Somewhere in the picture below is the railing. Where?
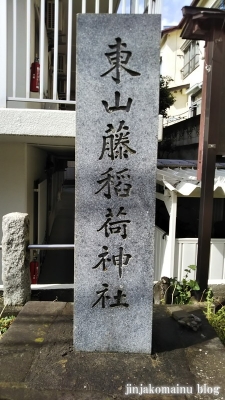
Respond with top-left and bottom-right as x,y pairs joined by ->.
28,244 -> 74,250
189,98 -> 202,118
1,230 -> 225,290
0,0 -> 161,109
0,243 -> 74,291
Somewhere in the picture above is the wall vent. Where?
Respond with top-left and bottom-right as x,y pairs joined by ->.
47,1 -> 63,31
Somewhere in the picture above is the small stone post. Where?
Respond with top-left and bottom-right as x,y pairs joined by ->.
2,213 -> 30,305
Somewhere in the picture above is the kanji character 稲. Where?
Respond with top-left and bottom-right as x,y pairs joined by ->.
95,168 -> 132,199
115,169 -> 132,198
95,167 -> 114,199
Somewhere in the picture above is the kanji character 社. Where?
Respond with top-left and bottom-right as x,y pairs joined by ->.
92,283 -> 111,308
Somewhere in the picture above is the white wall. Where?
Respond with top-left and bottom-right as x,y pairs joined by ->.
0,143 -> 48,284
26,145 -> 47,245
0,143 -> 27,284
0,109 -> 76,138
160,29 -> 184,86
155,226 -> 225,283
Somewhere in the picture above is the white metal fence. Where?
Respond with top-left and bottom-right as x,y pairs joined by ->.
155,226 -> 225,283
0,0 -> 162,109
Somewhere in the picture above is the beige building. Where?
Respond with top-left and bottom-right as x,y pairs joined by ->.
160,0 -> 224,127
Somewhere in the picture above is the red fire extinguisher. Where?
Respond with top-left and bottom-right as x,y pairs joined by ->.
30,251 -> 39,284
30,55 -> 40,92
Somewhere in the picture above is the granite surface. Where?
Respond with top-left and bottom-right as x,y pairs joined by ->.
2,213 -> 30,305
75,14 -> 161,353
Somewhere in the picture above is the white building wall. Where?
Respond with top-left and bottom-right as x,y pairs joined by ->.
0,109 -> 75,138
26,145 -> 47,245
160,30 -> 184,85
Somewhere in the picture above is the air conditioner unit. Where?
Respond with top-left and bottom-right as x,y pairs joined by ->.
47,0 -> 63,31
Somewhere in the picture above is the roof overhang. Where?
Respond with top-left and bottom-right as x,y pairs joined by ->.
181,6 -> 225,40
169,84 -> 190,92
186,82 -> 202,95
157,166 -> 225,198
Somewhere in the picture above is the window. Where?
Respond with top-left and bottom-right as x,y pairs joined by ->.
190,91 -> 202,117
182,41 -> 199,79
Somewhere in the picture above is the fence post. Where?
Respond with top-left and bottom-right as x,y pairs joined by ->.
2,213 -> 30,305
0,0 -> 7,107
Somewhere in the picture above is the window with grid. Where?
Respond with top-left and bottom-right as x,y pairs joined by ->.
182,41 -> 199,79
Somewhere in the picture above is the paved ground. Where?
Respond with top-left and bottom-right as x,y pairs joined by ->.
0,301 -> 224,400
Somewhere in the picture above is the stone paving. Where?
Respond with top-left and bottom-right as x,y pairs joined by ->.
0,301 -> 224,400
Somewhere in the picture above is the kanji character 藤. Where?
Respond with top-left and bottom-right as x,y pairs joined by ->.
99,121 -> 136,161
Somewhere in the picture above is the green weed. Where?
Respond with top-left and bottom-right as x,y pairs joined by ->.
168,265 -> 200,305
0,315 -> 15,337
205,289 -> 225,346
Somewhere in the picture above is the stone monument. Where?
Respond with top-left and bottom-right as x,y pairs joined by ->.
74,14 -> 160,353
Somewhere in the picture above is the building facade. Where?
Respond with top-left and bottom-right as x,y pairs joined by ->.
0,0 -> 161,286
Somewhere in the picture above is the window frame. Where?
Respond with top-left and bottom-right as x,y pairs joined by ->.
181,41 -> 200,79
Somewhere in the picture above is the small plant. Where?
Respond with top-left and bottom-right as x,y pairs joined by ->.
0,315 -> 15,337
205,288 -> 215,319
205,289 -> 225,346
167,265 -> 200,305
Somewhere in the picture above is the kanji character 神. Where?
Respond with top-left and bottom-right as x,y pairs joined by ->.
93,246 -> 132,278
92,246 -> 111,271
112,246 -> 132,278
